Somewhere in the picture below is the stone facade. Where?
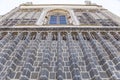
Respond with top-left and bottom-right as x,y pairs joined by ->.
0,1 -> 120,80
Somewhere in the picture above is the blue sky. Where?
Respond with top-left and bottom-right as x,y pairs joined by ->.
0,0 -> 120,17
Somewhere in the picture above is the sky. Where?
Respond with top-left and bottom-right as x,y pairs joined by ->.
0,0 -> 120,17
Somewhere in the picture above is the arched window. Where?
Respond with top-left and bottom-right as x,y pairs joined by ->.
45,9 -> 70,25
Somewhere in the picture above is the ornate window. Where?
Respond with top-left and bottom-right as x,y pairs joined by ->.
45,9 -> 71,25
49,14 -> 67,25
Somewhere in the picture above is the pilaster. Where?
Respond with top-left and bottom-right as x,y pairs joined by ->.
36,9 -> 48,25
69,9 -> 80,25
